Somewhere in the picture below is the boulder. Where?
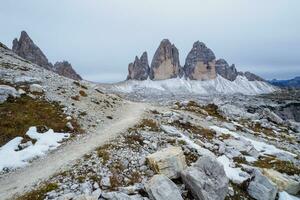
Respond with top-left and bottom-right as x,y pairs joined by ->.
247,170 -> 278,200
150,39 -> 182,80
184,41 -> 216,80
145,175 -> 183,200
181,155 -> 229,200
29,84 -> 44,93
127,52 -> 150,80
215,59 -> 238,81
262,108 -> 284,124
101,192 -> 143,200
0,85 -> 19,103
53,61 -> 82,80
146,146 -> 187,179
262,169 -> 300,195
12,31 -> 53,70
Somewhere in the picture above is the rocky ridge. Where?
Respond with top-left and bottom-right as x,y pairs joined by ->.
127,39 -> 264,82
12,31 -> 82,80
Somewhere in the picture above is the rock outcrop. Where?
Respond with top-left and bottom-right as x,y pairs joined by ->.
145,175 -> 183,200
146,146 -> 187,179
53,61 -> 82,81
184,41 -> 216,80
215,59 -> 238,81
150,39 -> 182,80
127,52 -> 150,80
238,71 -> 265,81
181,155 -> 229,200
12,31 -> 52,70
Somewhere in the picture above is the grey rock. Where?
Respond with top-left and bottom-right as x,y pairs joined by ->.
184,41 -> 216,80
145,175 -> 183,200
0,42 -> 9,50
150,39 -> 182,80
29,84 -> 44,93
53,61 -> 82,80
13,76 -> 42,85
101,192 -> 143,200
181,155 -> 229,200
12,31 -> 52,70
215,59 -> 238,81
127,52 -> 150,80
0,85 -> 19,103
247,170 -> 278,200
238,71 -> 265,81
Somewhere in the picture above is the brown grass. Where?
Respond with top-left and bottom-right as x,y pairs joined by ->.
79,90 -> 87,97
16,182 -> 58,200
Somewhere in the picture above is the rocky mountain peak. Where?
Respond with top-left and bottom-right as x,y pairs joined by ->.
127,51 -> 150,80
184,41 -> 216,80
53,61 -> 82,81
12,31 -> 52,70
150,39 -> 182,80
215,58 -> 238,81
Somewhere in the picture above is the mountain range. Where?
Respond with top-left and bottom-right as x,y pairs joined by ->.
269,77 -> 300,88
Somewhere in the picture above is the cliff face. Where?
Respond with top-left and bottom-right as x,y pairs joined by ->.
215,59 -> 238,81
150,39 -> 182,80
127,52 -> 150,81
183,41 -> 216,81
12,31 -> 82,80
12,31 -> 52,70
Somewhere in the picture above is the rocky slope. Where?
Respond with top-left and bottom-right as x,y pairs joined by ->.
12,31 -> 82,80
215,59 -> 238,81
127,52 -> 150,80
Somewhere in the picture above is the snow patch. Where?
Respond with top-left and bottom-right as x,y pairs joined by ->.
0,127 -> 69,171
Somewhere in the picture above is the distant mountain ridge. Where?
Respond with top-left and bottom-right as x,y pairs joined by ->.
269,76 -> 300,88
12,31 -> 82,80
126,39 -> 265,83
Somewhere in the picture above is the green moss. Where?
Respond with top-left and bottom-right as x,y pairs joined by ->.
0,96 -> 82,146
16,182 -> 58,200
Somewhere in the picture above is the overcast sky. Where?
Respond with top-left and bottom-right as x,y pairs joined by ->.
1,0 -> 299,82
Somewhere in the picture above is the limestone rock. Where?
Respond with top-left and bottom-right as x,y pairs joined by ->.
101,192 -> 143,200
247,170 -> 278,200
0,85 -> 19,103
238,71 -> 265,81
127,52 -> 150,80
215,59 -> 238,81
29,84 -> 44,93
146,146 -> 187,179
262,169 -> 300,195
13,76 -> 42,85
150,39 -> 182,80
181,155 -> 229,200
0,42 -> 9,50
12,31 -> 52,70
184,41 -> 216,80
145,175 -> 183,200
53,61 -> 82,80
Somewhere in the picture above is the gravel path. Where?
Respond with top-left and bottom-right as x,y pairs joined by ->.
0,101 -> 148,200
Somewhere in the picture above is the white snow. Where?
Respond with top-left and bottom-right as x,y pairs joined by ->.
210,126 -> 296,157
279,191 -> 300,200
217,155 -> 250,184
109,75 -> 276,95
0,127 -> 69,171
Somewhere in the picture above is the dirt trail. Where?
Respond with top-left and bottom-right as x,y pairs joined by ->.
0,101 -> 148,200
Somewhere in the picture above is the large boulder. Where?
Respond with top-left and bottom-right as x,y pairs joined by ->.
12,31 -> 53,70
146,146 -> 187,179
127,52 -> 150,80
150,39 -> 182,80
53,61 -> 82,80
262,169 -> 300,195
215,59 -> 238,81
181,155 -> 229,200
184,41 -> 216,80
145,175 -> 183,200
247,170 -> 278,200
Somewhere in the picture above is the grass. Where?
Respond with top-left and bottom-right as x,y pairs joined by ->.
16,182 -> 58,200
96,144 -> 112,164
253,155 -> 300,175
0,96 -> 82,146
79,90 -> 87,97
133,119 -> 160,132
225,182 -> 255,200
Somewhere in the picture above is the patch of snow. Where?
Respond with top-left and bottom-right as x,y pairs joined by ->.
279,191 -> 300,200
108,75 -> 276,95
0,127 -> 69,171
210,126 -> 296,157
244,156 -> 257,163
217,155 -> 250,184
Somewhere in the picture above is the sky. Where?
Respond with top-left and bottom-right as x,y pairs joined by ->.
1,0 -> 299,82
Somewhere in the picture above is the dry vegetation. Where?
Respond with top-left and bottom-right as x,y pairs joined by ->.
16,182 -> 59,200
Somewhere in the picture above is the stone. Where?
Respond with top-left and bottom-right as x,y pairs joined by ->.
29,84 -> 44,93
184,41 -> 216,80
53,61 -> 82,80
262,169 -> 300,195
12,31 -> 53,70
145,175 -> 183,200
13,76 -> 42,85
262,108 -> 284,124
127,52 -> 150,80
146,146 -> 187,179
0,85 -> 19,103
73,194 -> 99,200
101,192 -> 143,200
215,59 -> 238,81
181,155 -> 229,200
150,39 -> 182,80
247,170 -> 278,200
